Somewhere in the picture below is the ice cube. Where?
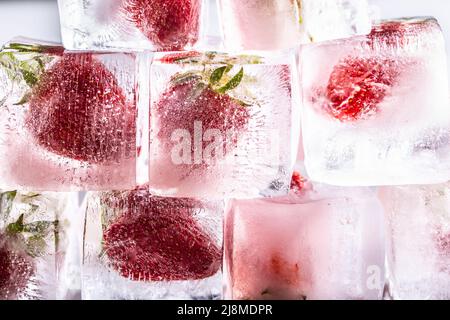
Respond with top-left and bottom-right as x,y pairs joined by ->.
0,190 -> 77,300
149,51 -> 297,199
299,0 -> 372,44
0,38 -> 147,191
82,187 -> 223,300
379,184 -> 450,300
224,177 -> 385,300
58,0 -> 203,51
218,0 -> 371,51
301,17 -> 450,186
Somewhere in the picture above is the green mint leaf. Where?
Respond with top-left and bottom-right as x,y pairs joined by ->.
23,193 -> 41,199
236,99 -> 252,107
217,67 -> 244,94
23,221 -> 54,236
20,69 -> 38,87
209,66 -> 227,85
4,190 -> 17,202
26,235 -> 47,258
171,71 -> 203,86
0,191 -> 17,217
0,95 -> 7,107
7,43 -> 43,53
6,213 -> 25,234
0,52 -> 20,80
294,0 -> 303,24
34,56 -> 46,71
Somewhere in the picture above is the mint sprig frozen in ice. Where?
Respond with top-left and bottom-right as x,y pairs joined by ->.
171,64 -> 244,93
216,67 -> 244,94
0,42 -> 58,105
1,191 -> 57,258
160,51 -> 263,66
5,214 -> 57,258
170,63 -> 254,110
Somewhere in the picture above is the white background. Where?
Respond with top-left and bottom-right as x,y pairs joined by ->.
0,0 -> 450,81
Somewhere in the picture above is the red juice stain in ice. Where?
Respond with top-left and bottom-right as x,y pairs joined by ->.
270,253 -> 300,286
290,171 -> 306,193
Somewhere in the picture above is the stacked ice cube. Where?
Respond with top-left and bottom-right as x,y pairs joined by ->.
0,39 -> 147,191
218,0 -> 372,51
149,51 -> 296,198
1,0 -> 450,300
379,184 -> 450,300
0,190 -> 79,300
224,181 -> 385,300
83,188 -> 223,299
301,18 -> 450,186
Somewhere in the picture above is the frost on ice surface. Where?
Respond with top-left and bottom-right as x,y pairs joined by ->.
301,17 -> 450,186
0,39 -> 141,191
82,187 -> 223,300
0,190 -> 76,300
299,0 -> 372,44
58,0 -> 202,51
149,52 -> 295,199
379,184 -> 450,300
218,0 -> 371,51
224,176 -> 385,300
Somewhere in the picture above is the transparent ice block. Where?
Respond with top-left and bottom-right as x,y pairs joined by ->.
224,177 -> 385,300
58,0 -> 203,51
0,38 -> 147,191
218,0 -> 372,51
82,187 -> 223,300
379,184 -> 450,300
301,18 -> 450,186
0,190 -> 77,300
149,51 -> 296,199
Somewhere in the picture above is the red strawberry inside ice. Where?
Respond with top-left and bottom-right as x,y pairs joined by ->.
102,190 -> 221,281
324,57 -> 400,121
0,234 -> 34,300
26,53 -> 136,164
124,0 -> 201,51
155,64 -> 250,164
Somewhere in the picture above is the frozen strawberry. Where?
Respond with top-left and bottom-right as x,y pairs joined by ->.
103,190 -> 221,281
26,53 -> 136,164
325,57 -> 400,121
0,234 -> 34,300
154,64 -> 250,163
124,0 -> 201,51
